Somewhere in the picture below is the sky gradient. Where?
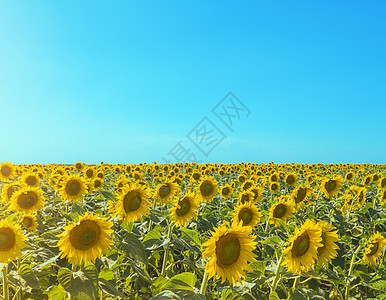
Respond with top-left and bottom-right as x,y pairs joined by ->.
1,1 -> 385,165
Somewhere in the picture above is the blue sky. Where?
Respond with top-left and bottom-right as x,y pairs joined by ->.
0,1 -> 385,165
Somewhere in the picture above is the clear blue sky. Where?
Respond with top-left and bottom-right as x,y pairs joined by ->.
1,1 -> 385,165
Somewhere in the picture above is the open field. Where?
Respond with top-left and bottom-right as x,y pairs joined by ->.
1,162 -> 386,300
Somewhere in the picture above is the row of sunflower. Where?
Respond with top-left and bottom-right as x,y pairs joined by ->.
0,161 -> 386,299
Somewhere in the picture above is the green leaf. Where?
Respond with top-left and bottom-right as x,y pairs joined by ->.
163,272 -> 197,291
98,278 -> 121,296
16,263 -> 41,290
151,276 -> 169,295
222,288 -> 243,300
47,285 -> 67,300
260,236 -> 281,245
150,289 -> 205,300
122,233 -> 148,264
180,227 -> 202,250
100,190 -> 116,201
99,266 -> 115,281
58,267 -> 97,300
269,291 -> 280,300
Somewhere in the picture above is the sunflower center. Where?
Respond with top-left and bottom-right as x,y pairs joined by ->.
241,194 -> 250,204
26,176 -> 37,186
243,182 -> 252,190
368,242 -> 379,256
216,234 -> 241,267
69,220 -> 101,250
1,166 -> 11,177
123,192 -> 142,212
286,176 -> 295,185
66,180 -> 82,195
200,181 -> 214,196
193,173 -> 200,180
273,203 -> 287,218
222,187 -> 230,196
95,180 -> 102,188
86,169 -> 94,178
347,173 -> 353,180
295,188 -> 307,203
159,185 -> 171,198
22,217 -> 33,228
358,191 -> 365,203
271,183 -> 278,191
381,178 -> 386,188
0,228 -> 15,251
18,192 -> 38,209
239,208 -> 252,225
176,198 -> 191,216
292,233 -> 310,257
325,180 -> 337,192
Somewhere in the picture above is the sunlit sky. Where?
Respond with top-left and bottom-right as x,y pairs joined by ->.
1,1 -> 385,165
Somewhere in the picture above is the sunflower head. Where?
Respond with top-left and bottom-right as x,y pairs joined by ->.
196,176 -> 218,202
0,162 -> 16,181
233,202 -> 262,228
74,161 -> 84,171
285,173 -> 298,187
202,221 -> 257,286
269,182 -> 280,193
315,221 -> 340,267
59,175 -> 87,202
170,193 -> 199,227
21,172 -> 40,187
320,176 -> 343,199
362,232 -> 386,267
269,196 -> 293,226
291,186 -> 313,208
10,187 -> 45,214
57,213 -> 113,265
220,184 -> 234,199
239,191 -> 254,204
0,219 -> 25,263
155,181 -> 179,205
1,183 -> 24,203
21,214 -> 38,231
113,184 -> 151,223
282,219 -> 323,274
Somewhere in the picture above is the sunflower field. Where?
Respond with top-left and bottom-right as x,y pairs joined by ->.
1,161 -> 386,300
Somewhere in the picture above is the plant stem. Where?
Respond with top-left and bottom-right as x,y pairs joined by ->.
161,222 -> 174,277
199,272 -> 209,295
344,245 -> 361,300
2,264 -> 9,300
16,259 -> 22,300
69,264 -> 77,300
271,254 -> 284,292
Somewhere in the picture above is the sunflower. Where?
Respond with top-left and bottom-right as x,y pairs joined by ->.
10,187 -> 45,214
250,186 -> 264,203
269,196 -> 293,226
345,172 -> 354,182
320,176 -> 343,199
0,162 -> 16,181
0,219 -> 25,263
290,186 -> 313,209
21,214 -> 38,231
1,182 -> 24,203
363,175 -> 373,186
269,182 -> 281,193
233,202 -> 262,228
240,180 -> 255,191
115,175 -> 131,195
59,175 -> 87,202
20,172 -> 40,187
220,184 -> 234,199
378,177 -> 386,190
196,176 -> 218,202
380,189 -> 386,205
154,181 -> 179,205
84,166 -> 96,179
315,221 -> 340,267
285,173 -> 298,187
93,178 -> 104,191
57,213 -> 113,265
191,171 -> 202,183
74,161 -> 84,171
282,219 -> 323,274
113,184 -> 151,223
170,193 -> 199,227
202,221 -> 257,286
362,232 -> 386,267
239,190 -> 254,204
